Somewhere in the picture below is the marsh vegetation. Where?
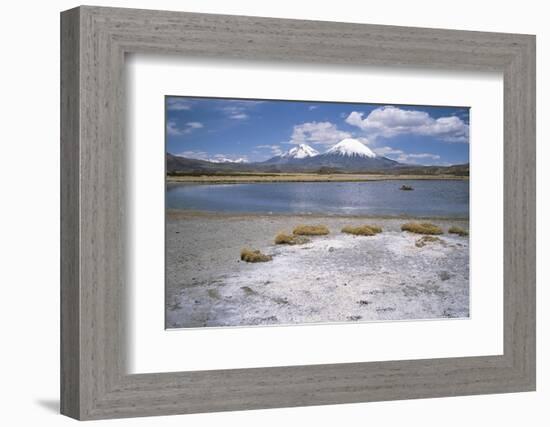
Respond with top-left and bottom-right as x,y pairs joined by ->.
401,222 -> 444,235
292,224 -> 330,236
240,248 -> 272,263
341,224 -> 383,236
274,233 -> 311,245
449,226 -> 469,236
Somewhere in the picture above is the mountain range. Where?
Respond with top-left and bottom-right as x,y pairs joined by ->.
167,138 -> 468,176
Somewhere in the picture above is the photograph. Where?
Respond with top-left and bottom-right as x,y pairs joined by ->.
165,96 -> 470,328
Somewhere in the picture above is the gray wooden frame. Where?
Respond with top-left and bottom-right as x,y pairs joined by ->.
60,5 -> 536,420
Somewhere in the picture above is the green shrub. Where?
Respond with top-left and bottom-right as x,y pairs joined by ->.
401,222 -> 443,235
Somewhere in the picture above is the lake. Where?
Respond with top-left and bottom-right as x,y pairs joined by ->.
166,180 -> 469,218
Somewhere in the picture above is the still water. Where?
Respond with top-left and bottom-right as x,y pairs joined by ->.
166,180 -> 469,218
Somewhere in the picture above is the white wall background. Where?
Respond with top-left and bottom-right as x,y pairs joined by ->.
0,0 -> 546,425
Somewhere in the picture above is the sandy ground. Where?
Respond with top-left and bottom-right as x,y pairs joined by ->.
166,212 -> 469,328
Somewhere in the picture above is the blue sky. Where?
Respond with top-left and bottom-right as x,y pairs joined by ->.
166,96 -> 470,166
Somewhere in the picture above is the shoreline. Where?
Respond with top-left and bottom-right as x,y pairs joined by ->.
166,209 -> 470,222
167,174 -> 469,184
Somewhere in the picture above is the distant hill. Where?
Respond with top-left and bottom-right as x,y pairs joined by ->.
388,163 -> 469,177
167,139 -> 469,177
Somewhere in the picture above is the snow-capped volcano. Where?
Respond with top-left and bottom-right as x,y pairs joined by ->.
325,138 -> 376,158
263,143 -> 319,164
252,138 -> 398,170
281,144 -> 319,159
295,138 -> 397,170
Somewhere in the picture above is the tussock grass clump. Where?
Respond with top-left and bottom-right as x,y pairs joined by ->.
401,222 -> 443,235
274,232 -> 311,245
341,225 -> 382,236
240,248 -> 272,263
448,226 -> 469,236
207,289 -> 221,299
292,224 -> 330,236
415,235 -> 444,248
240,286 -> 257,296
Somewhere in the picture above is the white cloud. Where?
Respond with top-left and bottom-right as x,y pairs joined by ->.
166,121 -> 204,136
166,99 -> 191,111
220,103 -> 255,120
257,144 -> 283,156
374,146 -> 405,156
229,113 -> 249,120
217,100 -> 266,120
177,150 -> 209,160
288,121 -> 351,145
374,146 -> 441,165
308,106 -> 318,111
167,121 -> 183,136
408,153 -> 441,159
346,106 -> 469,143
186,122 -> 203,129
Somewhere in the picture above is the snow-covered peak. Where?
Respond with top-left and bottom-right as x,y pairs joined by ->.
210,157 -> 248,164
326,138 -> 376,158
282,144 -> 319,159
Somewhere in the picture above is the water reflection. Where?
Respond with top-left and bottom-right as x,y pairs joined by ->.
166,180 -> 469,218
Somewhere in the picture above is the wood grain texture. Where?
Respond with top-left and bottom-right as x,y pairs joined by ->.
60,6 -> 536,420
60,7 -> 80,419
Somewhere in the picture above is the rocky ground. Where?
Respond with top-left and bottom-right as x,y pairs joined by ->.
166,211 -> 469,328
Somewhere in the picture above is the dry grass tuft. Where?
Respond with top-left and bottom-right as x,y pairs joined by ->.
240,286 -> 257,296
415,235 -> 444,248
274,232 -> 311,245
292,224 -> 330,236
341,225 -> 383,236
240,248 -> 272,263
207,289 -> 221,299
448,226 -> 469,236
401,222 -> 443,235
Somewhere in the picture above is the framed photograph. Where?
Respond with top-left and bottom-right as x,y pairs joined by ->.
61,6 -> 536,420
165,96 -> 472,329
